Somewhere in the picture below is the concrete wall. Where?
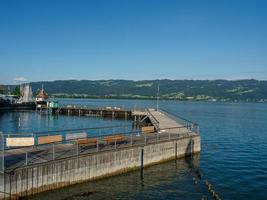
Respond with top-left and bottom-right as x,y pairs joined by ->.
1,135 -> 200,199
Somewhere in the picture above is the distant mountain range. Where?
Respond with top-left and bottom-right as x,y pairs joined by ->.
7,79 -> 267,102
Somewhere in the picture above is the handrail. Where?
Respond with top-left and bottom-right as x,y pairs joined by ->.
159,108 -> 197,125
146,109 -> 160,130
0,126 -> 189,152
159,109 -> 199,134
0,124 -> 127,136
1,125 -> 198,170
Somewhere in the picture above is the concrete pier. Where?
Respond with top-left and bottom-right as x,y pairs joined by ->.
56,107 -> 133,120
0,108 -> 201,199
1,135 -> 200,199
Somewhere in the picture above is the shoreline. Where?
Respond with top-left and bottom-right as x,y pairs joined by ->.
52,96 -> 267,104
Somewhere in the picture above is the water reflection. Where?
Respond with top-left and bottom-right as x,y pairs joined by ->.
0,111 -> 132,134
30,155 -> 208,200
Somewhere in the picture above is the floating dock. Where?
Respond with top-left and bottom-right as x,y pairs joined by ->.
0,108 -> 201,199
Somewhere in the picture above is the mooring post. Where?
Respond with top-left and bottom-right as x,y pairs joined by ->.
144,135 -> 147,145
114,137 -> 117,149
140,148 -> 144,171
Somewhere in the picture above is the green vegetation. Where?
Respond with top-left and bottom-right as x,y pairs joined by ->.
11,86 -> 21,96
7,79 -> 267,102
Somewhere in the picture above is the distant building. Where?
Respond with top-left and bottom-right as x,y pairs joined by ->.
36,87 -> 49,110
36,89 -> 48,102
0,85 -> 6,94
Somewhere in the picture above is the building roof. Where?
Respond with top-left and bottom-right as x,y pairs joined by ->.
37,89 -> 48,99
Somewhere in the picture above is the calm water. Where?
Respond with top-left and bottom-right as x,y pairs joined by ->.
1,99 -> 267,200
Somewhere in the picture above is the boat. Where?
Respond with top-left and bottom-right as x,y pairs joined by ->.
0,84 -> 36,110
12,84 -> 36,109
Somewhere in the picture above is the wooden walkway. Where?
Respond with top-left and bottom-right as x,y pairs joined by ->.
147,109 -> 197,136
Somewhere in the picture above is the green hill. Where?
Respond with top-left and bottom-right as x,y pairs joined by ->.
8,79 -> 267,102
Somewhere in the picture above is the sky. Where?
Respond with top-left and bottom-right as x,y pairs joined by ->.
0,0 -> 267,84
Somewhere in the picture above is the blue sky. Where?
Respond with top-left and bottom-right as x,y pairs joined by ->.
0,0 -> 267,84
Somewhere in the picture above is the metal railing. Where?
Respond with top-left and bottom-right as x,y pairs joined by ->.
146,109 -> 160,130
0,125 -> 195,171
56,104 -> 147,113
159,109 -> 199,134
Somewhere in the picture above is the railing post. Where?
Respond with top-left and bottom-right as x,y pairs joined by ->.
114,137 -> 117,149
25,152 -> 28,165
131,134 -> 133,146
76,139 -> 79,156
144,135 -> 147,145
52,144 -> 55,160
157,132 -> 159,143
97,137 -> 99,152
168,131 -> 171,140
1,132 -> 5,172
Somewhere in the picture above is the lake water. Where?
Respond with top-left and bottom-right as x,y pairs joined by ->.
1,99 -> 267,200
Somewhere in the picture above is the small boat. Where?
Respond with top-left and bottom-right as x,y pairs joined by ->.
0,84 -> 36,110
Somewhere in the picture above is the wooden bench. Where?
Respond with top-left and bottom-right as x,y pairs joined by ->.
141,126 -> 155,134
76,138 -> 97,145
103,134 -> 127,144
76,138 -> 98,150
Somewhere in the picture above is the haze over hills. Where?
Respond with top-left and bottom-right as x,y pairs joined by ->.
6,79 -> 267,102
